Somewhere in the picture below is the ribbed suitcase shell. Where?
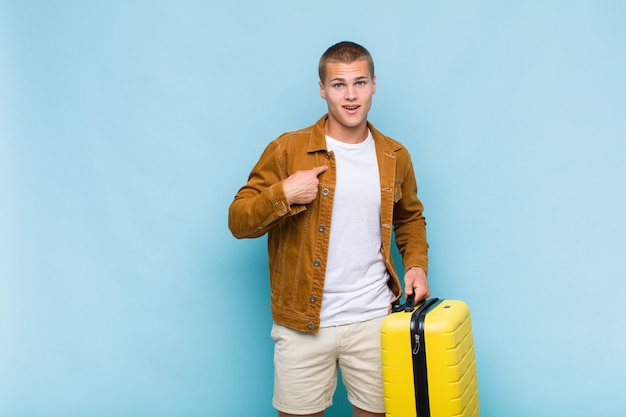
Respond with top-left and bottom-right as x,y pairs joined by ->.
381,298 -> 479,417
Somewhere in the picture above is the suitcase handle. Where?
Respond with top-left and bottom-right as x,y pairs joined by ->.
391,292 -> 421,313
405,293 -> 417,312
392,293 -> 439,313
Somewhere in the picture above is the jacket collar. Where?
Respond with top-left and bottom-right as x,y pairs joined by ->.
307,114 -> 401,153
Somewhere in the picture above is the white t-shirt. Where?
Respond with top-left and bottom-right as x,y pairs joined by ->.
320,131 -> 394,327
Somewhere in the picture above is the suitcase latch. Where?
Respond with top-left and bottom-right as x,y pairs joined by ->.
412,334 -> 421,355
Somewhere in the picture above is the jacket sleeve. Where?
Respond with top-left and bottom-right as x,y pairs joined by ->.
228,141 -> 306,239
393,150 -> 429,275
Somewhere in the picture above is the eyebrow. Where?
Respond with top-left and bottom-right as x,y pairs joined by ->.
329,75 -> 369,83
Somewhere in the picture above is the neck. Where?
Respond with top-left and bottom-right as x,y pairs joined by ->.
324,119 -> 368,144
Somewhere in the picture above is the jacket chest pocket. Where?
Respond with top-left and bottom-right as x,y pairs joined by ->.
394,180 -> 403,203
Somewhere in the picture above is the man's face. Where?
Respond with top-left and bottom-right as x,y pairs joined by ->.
319,60 -> 376,141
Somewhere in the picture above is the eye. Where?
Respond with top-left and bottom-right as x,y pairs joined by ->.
333,83 -> 344,89
356,81 -> 366,87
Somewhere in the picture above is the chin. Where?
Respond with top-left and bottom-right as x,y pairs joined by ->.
344,118 -> 367,128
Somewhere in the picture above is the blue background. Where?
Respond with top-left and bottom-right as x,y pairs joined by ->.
2,1 -> 625,416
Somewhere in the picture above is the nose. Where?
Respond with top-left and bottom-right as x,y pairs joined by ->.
345,85 -> 357,100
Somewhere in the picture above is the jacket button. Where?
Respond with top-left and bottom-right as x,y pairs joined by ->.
310,296 -> 317,303
318,225 -> 325,232
313,260 -> 321,267
322,188 -> 329,196
307,322 -> 314,329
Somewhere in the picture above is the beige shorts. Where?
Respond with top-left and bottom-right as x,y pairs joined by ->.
271,315 -> 386,415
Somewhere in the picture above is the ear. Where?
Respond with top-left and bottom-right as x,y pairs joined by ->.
372,75 -> 377,95
319,81 -> 326,99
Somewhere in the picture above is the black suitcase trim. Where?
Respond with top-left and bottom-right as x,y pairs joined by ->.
411,297 -> 441,417
392,295 -> 442,417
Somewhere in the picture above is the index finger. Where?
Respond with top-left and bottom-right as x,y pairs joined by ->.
312,166 -> 328,176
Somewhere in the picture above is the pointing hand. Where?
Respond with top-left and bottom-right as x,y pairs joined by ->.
283,166 -> 328,205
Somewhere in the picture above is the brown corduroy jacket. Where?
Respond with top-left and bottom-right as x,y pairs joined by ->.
228,115 -> 428,332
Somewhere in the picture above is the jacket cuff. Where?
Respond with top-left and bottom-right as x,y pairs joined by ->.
269,182 -> 306,217
405,263 -> 428,276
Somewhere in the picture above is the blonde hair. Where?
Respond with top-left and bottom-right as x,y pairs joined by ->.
318,41 -> 375,83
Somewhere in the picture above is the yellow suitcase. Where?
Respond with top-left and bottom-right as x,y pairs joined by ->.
381,297 -> 479,416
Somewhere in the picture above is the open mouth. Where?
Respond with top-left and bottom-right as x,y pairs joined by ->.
343,105 -> 360,113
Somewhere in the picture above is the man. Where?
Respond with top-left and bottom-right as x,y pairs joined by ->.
228,41 -> 429,417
